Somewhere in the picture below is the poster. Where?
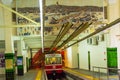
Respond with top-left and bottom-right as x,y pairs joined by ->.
17,58 -> 23,66
5,59 -> 13,69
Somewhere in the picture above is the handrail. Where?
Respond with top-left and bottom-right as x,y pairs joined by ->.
92,66 -> 120,80
93,66 -> 120,70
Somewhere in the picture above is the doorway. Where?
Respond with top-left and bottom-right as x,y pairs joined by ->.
77,53 -> 79,68
107,48 -> 118,74
88,51 -> 91,71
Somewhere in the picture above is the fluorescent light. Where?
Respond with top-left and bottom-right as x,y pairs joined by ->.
108,0 -> 117,4
1,0 -> 13,5
39,0 -> 44,53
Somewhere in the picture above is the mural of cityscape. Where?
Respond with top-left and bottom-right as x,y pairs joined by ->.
16,0 -> 107,36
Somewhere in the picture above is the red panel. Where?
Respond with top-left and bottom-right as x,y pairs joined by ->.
56,65 -> 62,68
45,66 -> 53,69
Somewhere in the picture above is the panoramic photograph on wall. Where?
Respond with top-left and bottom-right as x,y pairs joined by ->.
45,0 -> 107,35
16,0 -> 107,36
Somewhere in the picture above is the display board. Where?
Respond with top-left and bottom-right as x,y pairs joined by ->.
17,57 -> 23,66
17,56 -> 24,75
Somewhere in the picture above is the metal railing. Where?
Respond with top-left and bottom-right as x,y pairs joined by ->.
92,66 -> 120,80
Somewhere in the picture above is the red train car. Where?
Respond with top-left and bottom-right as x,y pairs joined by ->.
45,53 -> 64,79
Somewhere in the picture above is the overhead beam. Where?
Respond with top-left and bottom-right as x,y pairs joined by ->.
50,22 -> 73,52
55,22 -> 92,51
66,18 -> 120,48
0,24 -> 40,28
49,24 -> 65,51
0,3 -> 39,25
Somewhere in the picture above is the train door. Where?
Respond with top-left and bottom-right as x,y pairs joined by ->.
107,48 -> 118,74
88,51 -> 91,71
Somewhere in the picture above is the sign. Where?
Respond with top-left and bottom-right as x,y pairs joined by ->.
45,54 -> 61,57
17,58 -> 23,66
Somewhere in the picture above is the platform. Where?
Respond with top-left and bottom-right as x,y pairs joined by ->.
0,68 -> 120,80
0,69 -> 42,80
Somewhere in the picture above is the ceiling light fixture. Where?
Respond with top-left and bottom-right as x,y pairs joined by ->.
1,0 -> 13,5
108,0 -> 117,4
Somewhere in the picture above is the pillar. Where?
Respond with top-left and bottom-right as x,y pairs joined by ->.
17,40 -> 24,75
21,41 -> 27,73
30,48 -> 32,68
4,12 -> 15,80
66,44 -> 78,68
107,0 -> 120,69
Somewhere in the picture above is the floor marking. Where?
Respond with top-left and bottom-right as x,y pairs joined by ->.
35,69 -> 42,80
64,68 -> 98,80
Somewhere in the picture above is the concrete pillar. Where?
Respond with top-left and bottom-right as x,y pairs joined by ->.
107,0 -> 120,69
66,44 -> 78,68
17,40 -> 23,56
107,0 -> 119,22
4,7 -> 15,80
21,40 -> 27,73
71,44 -> 78,68
17,38 -> 28,74
16,39 -> 24,75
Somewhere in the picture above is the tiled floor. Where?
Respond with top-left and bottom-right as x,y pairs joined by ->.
0,69 -> 40,80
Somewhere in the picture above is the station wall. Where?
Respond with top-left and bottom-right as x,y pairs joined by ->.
78,33 -> 108,70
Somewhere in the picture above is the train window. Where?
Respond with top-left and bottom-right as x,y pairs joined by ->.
46,58 -> 50,65
45,57 -> 62,65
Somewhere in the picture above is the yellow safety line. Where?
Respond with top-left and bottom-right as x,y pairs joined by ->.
35,69 -> 42,80
64,68 -> 99,80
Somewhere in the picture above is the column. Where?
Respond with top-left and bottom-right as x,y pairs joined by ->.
4,9 -> 15,80
71,44 -> 78,68
17,40 -> 24,75
66,44 -> 78,68
107,0 -> 120,69
30,48 -> 32,68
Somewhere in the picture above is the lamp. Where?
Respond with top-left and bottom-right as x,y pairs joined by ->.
108,0 -> 117,4
1,0 -> 13,5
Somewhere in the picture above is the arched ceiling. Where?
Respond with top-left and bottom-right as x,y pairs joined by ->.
0,0 -> 108,53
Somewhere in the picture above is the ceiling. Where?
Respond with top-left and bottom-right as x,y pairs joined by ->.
0,0 -> 107,53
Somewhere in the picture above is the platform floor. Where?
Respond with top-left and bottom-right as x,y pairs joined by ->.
0,69 -> 42,80
64,68 -> 120,80
0,68 -> 119,80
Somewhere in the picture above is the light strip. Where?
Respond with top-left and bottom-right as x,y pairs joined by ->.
39,0 -> 44,53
